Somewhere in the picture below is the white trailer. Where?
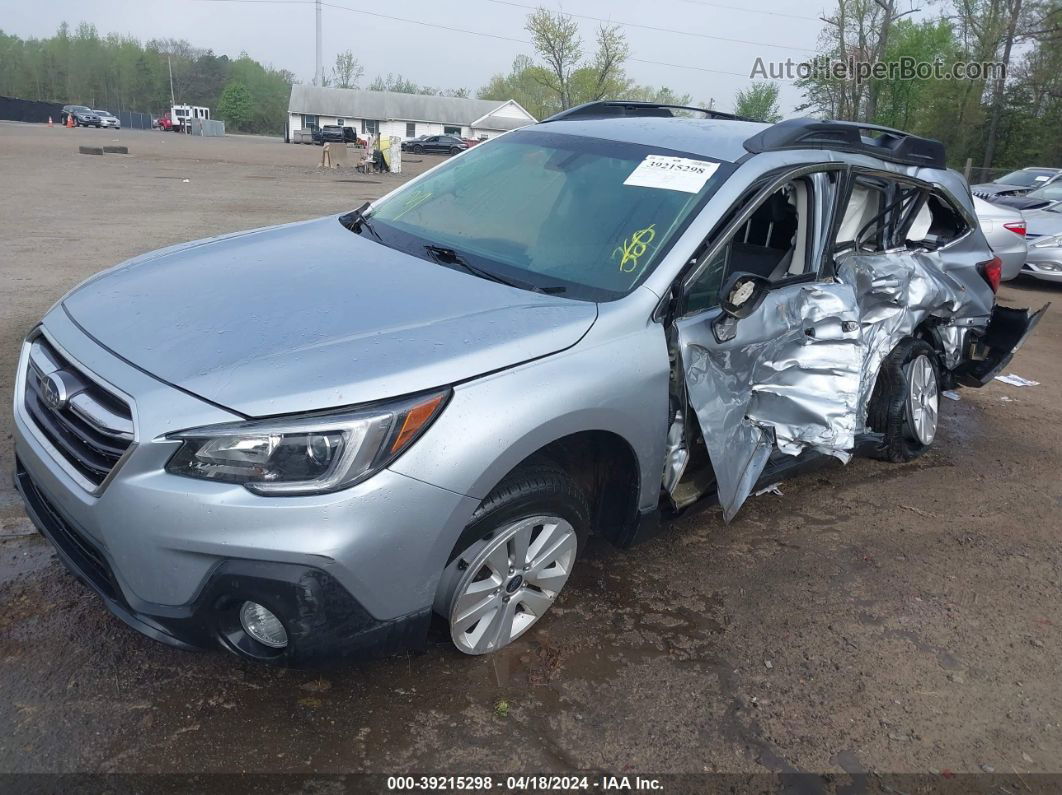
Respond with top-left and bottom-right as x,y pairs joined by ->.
171,105 -> 211,132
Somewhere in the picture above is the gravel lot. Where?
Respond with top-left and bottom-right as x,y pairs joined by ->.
1,123 -> 1061,778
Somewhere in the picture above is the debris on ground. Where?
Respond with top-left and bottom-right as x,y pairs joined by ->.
995,374 -> 1040,387
754,483 -> 784,497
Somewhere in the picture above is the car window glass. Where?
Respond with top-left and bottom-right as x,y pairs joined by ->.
685,177 -> 815,315
367,130 -> 730,300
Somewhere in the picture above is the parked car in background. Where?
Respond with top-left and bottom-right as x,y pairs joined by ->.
971,167 -> 1062,200
13,103 -> 1046,664
973,196 -> 1027,281
60,105 -> 101,127
94,110 -> 121,130
988,182 -> 1062,213
313,125 -> 359,145
1021,204 -> 1062,282
402,134 -> 468,155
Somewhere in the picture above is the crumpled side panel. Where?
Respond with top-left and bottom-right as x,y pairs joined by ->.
680,283 -> 862,521
837,252 -> 979,425
679,251 -> 989,523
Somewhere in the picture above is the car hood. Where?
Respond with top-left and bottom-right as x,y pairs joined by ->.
62,216 -> 598,417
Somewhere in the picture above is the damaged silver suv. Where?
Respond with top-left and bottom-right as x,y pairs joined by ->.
14,101 -> 1046,663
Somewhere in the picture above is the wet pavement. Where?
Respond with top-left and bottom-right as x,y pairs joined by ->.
1,124 -> 1061,776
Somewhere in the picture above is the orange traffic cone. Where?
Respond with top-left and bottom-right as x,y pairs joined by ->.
66,113 -> 74,128
48,116 -> 53,128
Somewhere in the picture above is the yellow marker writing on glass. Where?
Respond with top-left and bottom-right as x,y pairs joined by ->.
613,224 -> 656,273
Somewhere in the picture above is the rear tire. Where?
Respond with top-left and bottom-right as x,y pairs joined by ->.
867,338 -> 941,462
437,463 -> 589,655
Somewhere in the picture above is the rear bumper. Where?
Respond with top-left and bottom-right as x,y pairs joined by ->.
954,302 -> 1050,386
14,458 -> 431,663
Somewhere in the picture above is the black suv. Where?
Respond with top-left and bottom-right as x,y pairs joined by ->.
313,125 -> 359,145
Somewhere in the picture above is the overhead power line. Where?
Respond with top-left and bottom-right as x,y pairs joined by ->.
677,0 -> 821,22
186,0 -> 770,77
487,0 -> 817,53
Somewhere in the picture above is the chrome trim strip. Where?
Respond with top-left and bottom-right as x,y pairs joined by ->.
68,393 -> 135,440
16,328 -> 139,497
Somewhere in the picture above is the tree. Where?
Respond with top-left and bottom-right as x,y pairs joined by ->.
525,8 -> 582,110
734,82 -> 782,122
331,49 -> 363,89
217,81 -> 253,130
368,72 -> 424,93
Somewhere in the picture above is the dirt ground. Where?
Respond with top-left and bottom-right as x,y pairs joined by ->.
1,122 -> 1060,778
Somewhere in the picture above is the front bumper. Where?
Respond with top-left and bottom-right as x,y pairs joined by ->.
1022,251 -> 1062,282
12,316 -> 481,661
14,459 -> 430,662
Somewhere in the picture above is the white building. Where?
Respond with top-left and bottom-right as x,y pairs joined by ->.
287,85 -> 536,142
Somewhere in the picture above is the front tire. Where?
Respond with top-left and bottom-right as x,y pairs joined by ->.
438,463 -> 589,655
413,144 -> 424,154
867,338 -> 941,462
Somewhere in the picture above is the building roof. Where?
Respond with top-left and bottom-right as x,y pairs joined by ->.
288,85 -> 535,129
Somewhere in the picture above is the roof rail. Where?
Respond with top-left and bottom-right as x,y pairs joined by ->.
542,100 -> 754,124
743,118 -> 946,169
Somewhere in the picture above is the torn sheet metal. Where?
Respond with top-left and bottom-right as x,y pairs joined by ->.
678,281 -> 862,522
677,250 -> 991,523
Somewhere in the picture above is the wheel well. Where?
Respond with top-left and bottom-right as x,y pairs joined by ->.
503,431 -> 641,547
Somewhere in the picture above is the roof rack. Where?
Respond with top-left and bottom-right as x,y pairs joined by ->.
743,118 -> 946,169
542,100 -> 754,124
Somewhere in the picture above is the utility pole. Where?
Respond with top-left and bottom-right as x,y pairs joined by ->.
168,55 -> 175,107
315,0 -> 323,86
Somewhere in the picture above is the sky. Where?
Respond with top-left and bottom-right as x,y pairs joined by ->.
0,0 -> 831,114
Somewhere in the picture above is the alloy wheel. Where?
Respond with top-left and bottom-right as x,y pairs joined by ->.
448,515 -> 576,655
905,354 -> 939,445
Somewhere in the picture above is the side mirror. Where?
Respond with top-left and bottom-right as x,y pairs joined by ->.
712,272 -> 770,343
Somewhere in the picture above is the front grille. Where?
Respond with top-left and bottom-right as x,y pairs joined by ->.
22,336 -> 134,489
15,460 -> 121,601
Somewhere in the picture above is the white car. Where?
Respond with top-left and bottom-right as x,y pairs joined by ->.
93,110 -> 121,130
973,196 -> 1027,281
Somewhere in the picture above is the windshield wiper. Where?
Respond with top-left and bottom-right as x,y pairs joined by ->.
339,202 -> 382,241
423,244 -> 566,294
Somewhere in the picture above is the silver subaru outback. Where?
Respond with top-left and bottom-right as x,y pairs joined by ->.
13,102 -> 1046,664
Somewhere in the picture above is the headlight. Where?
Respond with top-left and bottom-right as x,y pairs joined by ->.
1032,233 -> 1062,248
164,390 -> 448,495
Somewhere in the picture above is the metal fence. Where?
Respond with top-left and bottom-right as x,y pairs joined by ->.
108,109 -> 154,130
187,117 -> 225,137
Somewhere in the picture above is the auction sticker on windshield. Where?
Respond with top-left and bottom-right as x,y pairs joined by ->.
623,155 -> 720,193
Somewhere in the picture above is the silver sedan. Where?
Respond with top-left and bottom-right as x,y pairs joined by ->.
973,196 -> 1027,281
1023,205 -> 1062,282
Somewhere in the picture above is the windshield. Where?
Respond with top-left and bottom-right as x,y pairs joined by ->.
995,169 -> 1056,187
364,130 -> 731,301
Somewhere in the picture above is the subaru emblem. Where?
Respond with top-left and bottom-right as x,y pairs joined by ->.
41,372 -> 68,411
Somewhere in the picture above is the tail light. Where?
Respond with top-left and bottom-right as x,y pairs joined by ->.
979,256 -> 1003,293
1003,221 -> 1026,236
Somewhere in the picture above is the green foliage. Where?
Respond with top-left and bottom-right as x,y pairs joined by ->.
734,82 -> 782,122
798,1 -> 1061,171
217,81 -> 252,130
0,23 -> 293,134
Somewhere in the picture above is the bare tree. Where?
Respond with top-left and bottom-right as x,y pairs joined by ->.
331,50 -> 364,89
525,8 -> 583,109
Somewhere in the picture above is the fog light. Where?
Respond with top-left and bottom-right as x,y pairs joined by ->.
239,601 -> 288,648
